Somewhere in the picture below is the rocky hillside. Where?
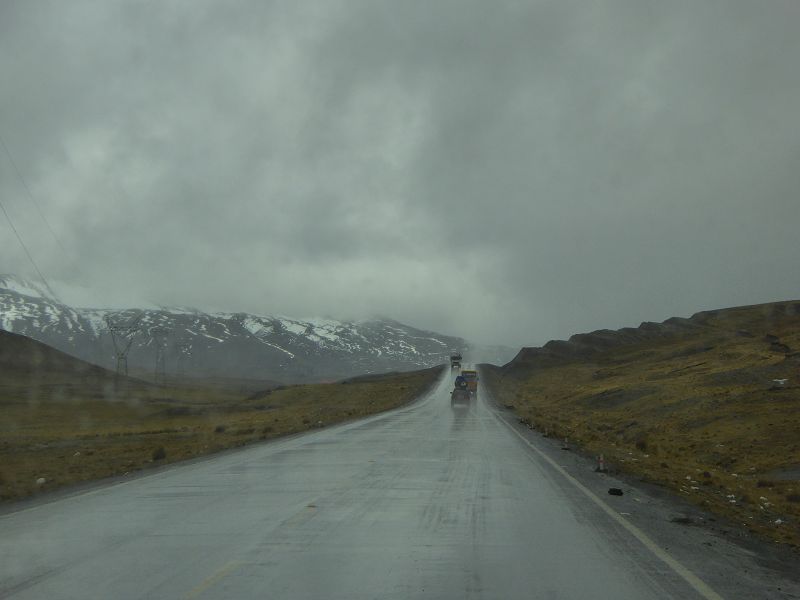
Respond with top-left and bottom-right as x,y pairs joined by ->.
0,275 -> 467,383
501,302 -> 800,373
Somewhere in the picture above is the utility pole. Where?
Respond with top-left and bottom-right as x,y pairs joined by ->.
150,326 -> 170,384
105,313 -> 141,377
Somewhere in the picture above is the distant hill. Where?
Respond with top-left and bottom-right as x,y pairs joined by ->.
0,274 -> 469,383
1,328 -> 111,379
497,300 -> 800,374
0,328 -> 150,403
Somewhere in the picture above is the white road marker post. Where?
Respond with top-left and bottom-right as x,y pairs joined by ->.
596,454 -> 608,473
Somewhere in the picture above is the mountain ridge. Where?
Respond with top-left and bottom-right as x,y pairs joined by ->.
0,274 -> 469,383
499,300 -> 800,374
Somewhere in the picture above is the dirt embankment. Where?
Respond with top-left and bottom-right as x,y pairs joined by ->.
0,330 -> 444,502
482,300 -> 800,549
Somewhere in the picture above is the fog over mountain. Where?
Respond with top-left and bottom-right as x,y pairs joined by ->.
0,275 -> 509,382
1,1 -> 799,347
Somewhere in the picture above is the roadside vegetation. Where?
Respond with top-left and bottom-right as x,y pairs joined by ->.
0,330 -> 443,502
482,301 -> 800,549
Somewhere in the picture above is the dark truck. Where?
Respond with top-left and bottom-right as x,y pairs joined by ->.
450,353 -> 462,370
451,373 -> 470,405
461,369 -> 478,398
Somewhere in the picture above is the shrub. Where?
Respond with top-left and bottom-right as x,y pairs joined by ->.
786,494 -> 800,503
152,446 -> 166,461
214,425 -> 227,433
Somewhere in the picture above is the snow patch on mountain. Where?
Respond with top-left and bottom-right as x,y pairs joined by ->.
0,276 -> 51,301
0,274 -> 468,382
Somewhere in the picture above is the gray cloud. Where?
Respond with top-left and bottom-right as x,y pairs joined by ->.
1,0 -> 799,347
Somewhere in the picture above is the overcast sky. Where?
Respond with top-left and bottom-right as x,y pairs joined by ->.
1,1 -> 799,347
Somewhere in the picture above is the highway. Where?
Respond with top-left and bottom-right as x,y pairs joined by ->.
0,370 -> 744,599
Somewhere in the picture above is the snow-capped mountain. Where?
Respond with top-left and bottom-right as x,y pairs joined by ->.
0,275 -> 468,382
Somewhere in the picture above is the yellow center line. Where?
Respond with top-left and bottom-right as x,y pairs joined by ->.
184,560 -> 242,599
278,499 -> 319,528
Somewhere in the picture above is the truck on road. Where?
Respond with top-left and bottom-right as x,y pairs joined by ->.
450,353 -> 462,370
451,373 -> 470,406
461,369 -> 478,397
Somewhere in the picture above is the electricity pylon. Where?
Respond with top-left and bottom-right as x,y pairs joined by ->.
105,313 -> 142,377
150,326 -> 170,384
174,341 -> 191,377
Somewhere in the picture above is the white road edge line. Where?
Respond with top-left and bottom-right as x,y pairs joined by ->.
490,406 -> 724,600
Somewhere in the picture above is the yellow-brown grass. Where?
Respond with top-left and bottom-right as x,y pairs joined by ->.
0,367 -> 442,502
483,302 -> 800,549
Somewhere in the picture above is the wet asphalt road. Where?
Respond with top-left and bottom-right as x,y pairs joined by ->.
1,372 -> 723,599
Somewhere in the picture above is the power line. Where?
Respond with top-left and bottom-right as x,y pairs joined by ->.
0,195 -> 60,302
0,130 -> 66,254
0,129 -> 63,302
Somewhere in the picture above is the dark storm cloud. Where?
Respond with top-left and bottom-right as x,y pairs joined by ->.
1,1 -> 799,346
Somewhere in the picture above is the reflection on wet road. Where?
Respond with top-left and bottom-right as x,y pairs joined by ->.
0,372 -> 708,599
